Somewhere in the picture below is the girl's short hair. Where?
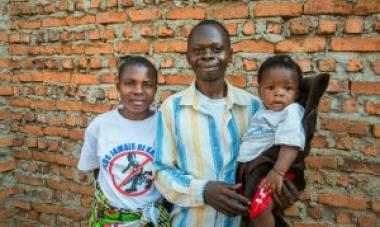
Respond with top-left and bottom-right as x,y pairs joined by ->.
117,56 -> 157,81
257,55 -> 303,86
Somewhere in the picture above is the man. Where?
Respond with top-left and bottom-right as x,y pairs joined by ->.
154,20 -> 297,226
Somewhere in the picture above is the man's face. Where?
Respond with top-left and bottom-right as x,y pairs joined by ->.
187,25 -> 231,83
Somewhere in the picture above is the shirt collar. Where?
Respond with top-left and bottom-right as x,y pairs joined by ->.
180,80 -> 251,110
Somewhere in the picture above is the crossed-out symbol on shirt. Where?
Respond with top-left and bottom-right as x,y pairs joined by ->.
109,151 -> 153,196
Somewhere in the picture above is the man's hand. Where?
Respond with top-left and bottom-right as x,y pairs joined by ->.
272,178 -> 299,209
204,181 -> 250,216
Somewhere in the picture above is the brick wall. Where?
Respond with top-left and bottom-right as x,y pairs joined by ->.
0,0 -> 379,226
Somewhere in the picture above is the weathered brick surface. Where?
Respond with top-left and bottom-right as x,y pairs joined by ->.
1,0 -> 379,226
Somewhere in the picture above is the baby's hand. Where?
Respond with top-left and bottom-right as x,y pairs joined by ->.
258,169 -> 284,193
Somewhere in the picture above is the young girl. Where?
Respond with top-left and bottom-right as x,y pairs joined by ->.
77,56 -> 169,227
237,55 -> 305,227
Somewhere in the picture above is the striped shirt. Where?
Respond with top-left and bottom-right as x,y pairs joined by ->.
154,82 -> 261,227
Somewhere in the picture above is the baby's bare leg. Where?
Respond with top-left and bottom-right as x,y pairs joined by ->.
251,200 -> 275,227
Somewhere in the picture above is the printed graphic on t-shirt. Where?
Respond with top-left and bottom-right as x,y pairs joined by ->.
101,143 -> 155,197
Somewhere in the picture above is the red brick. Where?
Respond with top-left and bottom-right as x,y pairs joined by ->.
15,19 -> 41,29
275,38 -> 326,53
0,160 -> 16,173
0,86 -> 13,96
310,136 -> 328,148
243,21 -> 256,35
8,45 -> 28,55
13,151 -> 32,159
364,101 -> 380,115
89,58 -> 102,68
85,43 -> 114,54
13,199 -> 31,210
104,28 -> 115,40
15,175 -> 45,186
304,0 -> 352,15
372,198 -> 380,213
336,136 -> 353,150
178,24 -> 193,37
140,25 -> 153,38
158,25 -> 174,38
354,0 -> 380,15
346,58 -> 363,72
337,212 -> 351,224
71,73 -> 98,85
69,130 -> 84,140
128,8 -> 161,22
0,187 -> 17,200
296,58 -> 311,73
266,22 -> 282,34
8,33 -> 30,44
320,118 -> 369,136
154,40 -> 187,53
68,182 -> 94,195
88,29 -> 100,40
290,19 -> 309,35
342,158 -> 380,175
307,206 -> 323,219
120,0 -> 133,7
118,40 -> 150,54
19,124 -> 43,136
344,18 -> 364,34
211,3 -> 248,19
318,58 -> 336,72
32,152 -> 57,163
56,101 -> 82,112
331,38 -> 380,52
305,155 -> 338,169
96,12 -> 127,24
254,2 -> 302,17
361,144 -> 378,156
226,74 -> 246,88
81,103 -> 112,114
243,59 -> 258,72
327,79 -> 349,93
342,99 -> 357,112
42,17 -> 67,27
32,203 -> 59,214
358,216 -> 376,227
371,59 -> 380,75
224,23 -> 238,36
31,100 -> 56,110
232,40 -> 274,53
308,171 -> 326,184
0,208 -> 17,222
284,204 -> 300,217
351,81 -> 380,95
167,7 -> 206,20
66,15 -> 95,25
165,73 -> 194,85
318,20 -> 338,34
43,127 -> 69,137
0,110 -> 12,120
318,192 -> 366,210
100,73 -> 117,83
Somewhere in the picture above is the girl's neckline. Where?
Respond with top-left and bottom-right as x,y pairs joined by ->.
115,108 -> 156,123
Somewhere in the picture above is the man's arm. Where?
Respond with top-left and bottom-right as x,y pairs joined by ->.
153,108 -> 208,207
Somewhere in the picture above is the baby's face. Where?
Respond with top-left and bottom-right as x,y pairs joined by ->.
259,67 -> 298,111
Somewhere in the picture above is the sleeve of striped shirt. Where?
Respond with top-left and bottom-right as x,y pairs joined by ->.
153,106 -> 208,207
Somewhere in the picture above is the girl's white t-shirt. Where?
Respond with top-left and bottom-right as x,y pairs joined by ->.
77,109 -> 161,211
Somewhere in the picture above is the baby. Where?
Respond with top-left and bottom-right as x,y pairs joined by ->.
238,55 -> 305,227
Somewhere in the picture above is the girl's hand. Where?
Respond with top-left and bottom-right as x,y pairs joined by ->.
258,169 -> 284,193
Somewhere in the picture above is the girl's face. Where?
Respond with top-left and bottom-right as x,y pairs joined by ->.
259,67 -> 298,112
117,64 -> 157,120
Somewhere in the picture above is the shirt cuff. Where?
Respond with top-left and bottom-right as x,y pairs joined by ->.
191,179 -> 209,205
